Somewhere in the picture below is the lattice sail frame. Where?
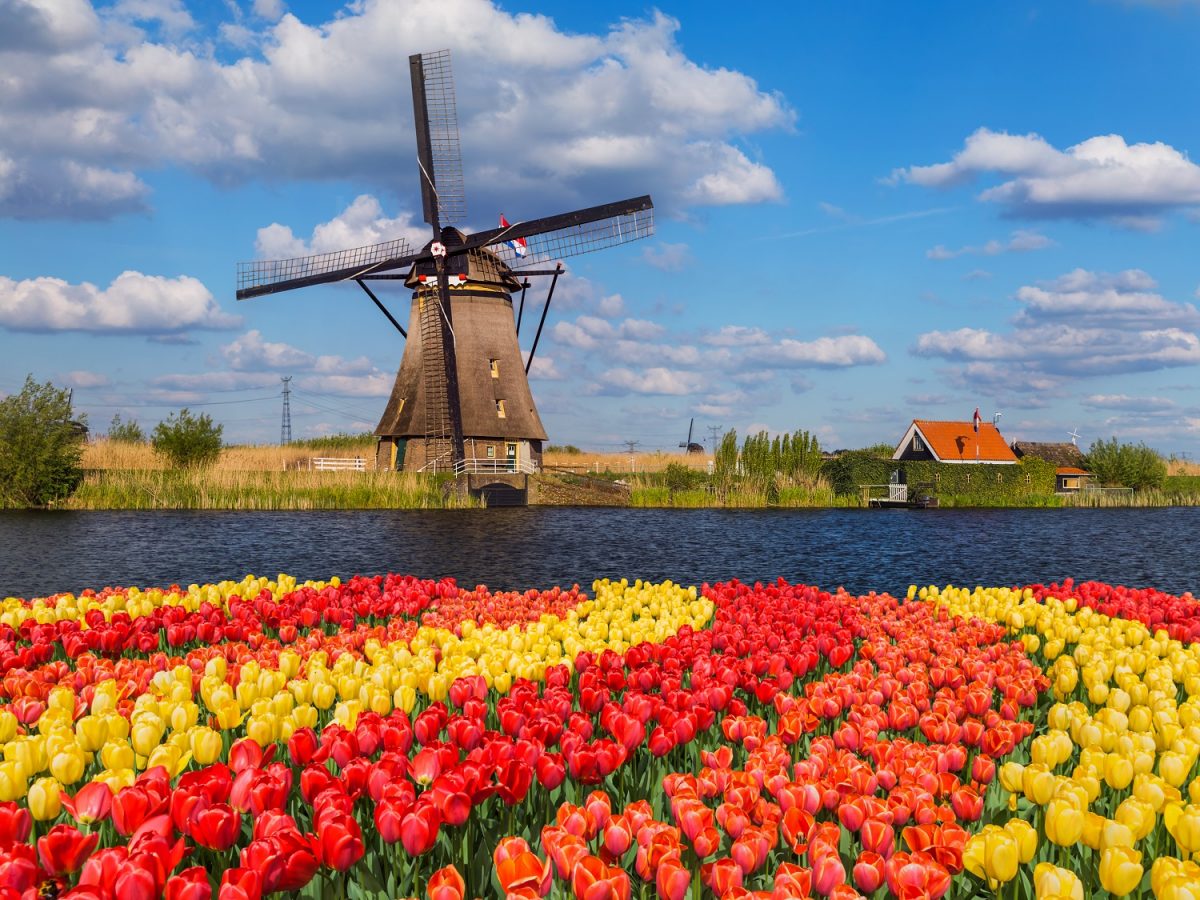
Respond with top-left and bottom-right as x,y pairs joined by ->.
487,206 -> 655,269
236,238 -> 413,295
420,49 -> 466,226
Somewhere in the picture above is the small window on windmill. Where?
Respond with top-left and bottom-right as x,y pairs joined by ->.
496,399 -> 506,418
489,358 -> 499,379
486,445 -> 495,459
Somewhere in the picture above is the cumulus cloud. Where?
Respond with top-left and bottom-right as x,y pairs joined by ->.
927,229 -> 1054,260
255,195 -> 427,259
913,268 -> 1200,393
892,128 -> 1200,227
222,330 -> 376,376
599,366 -> 707,395
0,271 -> 239,333
764,335 -> 887,368
703,325 -> 770,347
2,1 -> 792,220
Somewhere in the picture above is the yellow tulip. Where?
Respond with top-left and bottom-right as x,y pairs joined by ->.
27,777 -> 62,821
1004,819 -> 1037,863
1098,846 -> 1143,896
963,826 -> 1019,888
189,727 -> 223,765
48,747 -> 85,785
1045,798 -> 1084,846
1033,862 -> 1083,900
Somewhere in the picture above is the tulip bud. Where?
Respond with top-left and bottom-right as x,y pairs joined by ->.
28,777 -> 62,821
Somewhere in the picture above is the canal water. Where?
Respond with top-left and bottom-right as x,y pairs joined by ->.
1,507 -> 1197,599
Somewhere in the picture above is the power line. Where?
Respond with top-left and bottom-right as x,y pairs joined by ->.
622,440 -> 640,454
707,425 -> 724,452
289,387 -> 381,421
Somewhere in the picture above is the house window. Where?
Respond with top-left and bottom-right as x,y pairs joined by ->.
1025,475 -> 1031,485
1064,477 -> 1079,489
997,471 -> 1003,483
912,435 -> 924,452
496,399 -> 506,418
965,473 -> 971,485
489,359 -> 499,379
486,445 -> 495,459
934,472 -> 940,483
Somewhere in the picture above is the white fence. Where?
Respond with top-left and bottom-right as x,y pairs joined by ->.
311,457 -> 369,471
454,458 -> 537,475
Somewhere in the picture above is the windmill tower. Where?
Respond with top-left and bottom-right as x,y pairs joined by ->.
237,49 -> 654,473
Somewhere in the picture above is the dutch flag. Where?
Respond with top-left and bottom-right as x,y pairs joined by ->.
973,407 -> 982,433
499,214 -> 527,257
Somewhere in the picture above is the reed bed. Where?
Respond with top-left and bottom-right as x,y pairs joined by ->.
1060,488 -> 1200,508
65,469 -> 478,510
542,449 -> 710,474
82,440 -> 378,472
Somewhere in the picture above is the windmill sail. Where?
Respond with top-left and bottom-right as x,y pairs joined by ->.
411,50 -> 466,228
237,237 -> 413,299
482,196 -> 654,268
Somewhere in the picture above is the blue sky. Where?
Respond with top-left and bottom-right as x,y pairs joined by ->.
3,0 -> 1200,456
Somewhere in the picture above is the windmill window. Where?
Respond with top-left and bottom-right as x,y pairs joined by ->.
912,435 -> 924,452
489,359 -> 499,378
486,445 -> 495,459
496,400 -> 506,418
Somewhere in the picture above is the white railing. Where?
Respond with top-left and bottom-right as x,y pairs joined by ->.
861,483 -> 908,504
454,457 -> 537,475
311,457 -> 368,471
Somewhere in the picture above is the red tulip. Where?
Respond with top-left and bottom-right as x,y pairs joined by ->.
62,781 -> 114,825
703,857 -> 744,896
573,855 -> 630,900
852,852 -> 885,894
219,867 -> 262,900
318,814 -> 364,871
400,802 -> 440,856
427,864 -> 466,900
38,824 -> 100,875
165,866 -> 212,900
812,852 -> 846,896
0,803 -> 31,847
773,862 -> 812,898
656,857 -> 690,900
288,728 -> 320,767
192,803 -> 242,851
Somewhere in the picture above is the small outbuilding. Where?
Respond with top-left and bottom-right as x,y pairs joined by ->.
1010,442 -> 1096,492
893,420 -> 1018,464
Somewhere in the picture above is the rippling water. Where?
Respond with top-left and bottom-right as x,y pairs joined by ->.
1,507 -> 1197,598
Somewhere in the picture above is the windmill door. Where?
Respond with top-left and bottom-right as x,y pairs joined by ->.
506,442 -> 518,472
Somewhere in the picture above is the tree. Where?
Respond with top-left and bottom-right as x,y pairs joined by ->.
1084,437 -> 1167,490
0,376 -> 85,507
152,409 -> 223,468
108,413 -> 146,443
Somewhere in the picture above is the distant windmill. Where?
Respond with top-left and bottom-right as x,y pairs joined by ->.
237,49 -> 654,473
1068,427 -> 1081,446
679,418 -> 704,454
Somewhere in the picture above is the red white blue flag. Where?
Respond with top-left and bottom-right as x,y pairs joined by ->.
499,215 -> 527,257
973,407 -> 981,433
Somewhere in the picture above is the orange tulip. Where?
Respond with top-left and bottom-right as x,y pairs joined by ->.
572,855 -> 630,900
427,865 -> 465,900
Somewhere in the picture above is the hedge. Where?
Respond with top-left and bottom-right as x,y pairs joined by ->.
821,452 -> 1057,501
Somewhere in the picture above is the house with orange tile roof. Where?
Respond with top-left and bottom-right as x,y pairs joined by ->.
892,420 -> 1019,464
1011,441 -> 1097,492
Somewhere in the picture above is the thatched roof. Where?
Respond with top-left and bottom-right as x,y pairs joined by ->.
1011,441 -> 1086,467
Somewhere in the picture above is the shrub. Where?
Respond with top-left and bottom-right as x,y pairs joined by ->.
0,376 -> 85,507
546,444 -> 582,454
664,462 -> 705,495
152,409 -> 224,468
107,413 -> 146,443
1085,438 -> 1167,490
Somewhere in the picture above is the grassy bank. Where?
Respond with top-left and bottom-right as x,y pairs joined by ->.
65,469 -> 478,510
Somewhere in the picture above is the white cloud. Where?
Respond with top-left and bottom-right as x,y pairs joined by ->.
0,271 -> 239,333
641,242 -> 693,271
892,128 -> 1200,227
703,325 -> 770,347
223,329 -> 315,371
1014,268 -> 1200,330
600,366 -> 707,395
527,356 -> 564,380
298,373 -> 392,397
618,318 -> 666,340
59,370 -> 111,389
927,229 -> 1055,260
256,195 -> 427,259
766,335 -> 887,368
2,2 -> 791,220
596,294 -> 625,317
913,267 -> 1200,392
1083,394 -> 1177,411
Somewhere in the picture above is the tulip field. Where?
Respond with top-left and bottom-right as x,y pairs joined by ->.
2,574 -> 1200,899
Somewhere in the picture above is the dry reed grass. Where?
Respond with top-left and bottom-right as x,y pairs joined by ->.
83,440 -> 377,472
542,449 -> 710,473
1168,459 -> 1200,476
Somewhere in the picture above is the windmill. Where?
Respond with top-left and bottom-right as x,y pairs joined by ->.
236,49 -> 654,473
1068,427 -> 1081,447
678,418 -> 704,454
